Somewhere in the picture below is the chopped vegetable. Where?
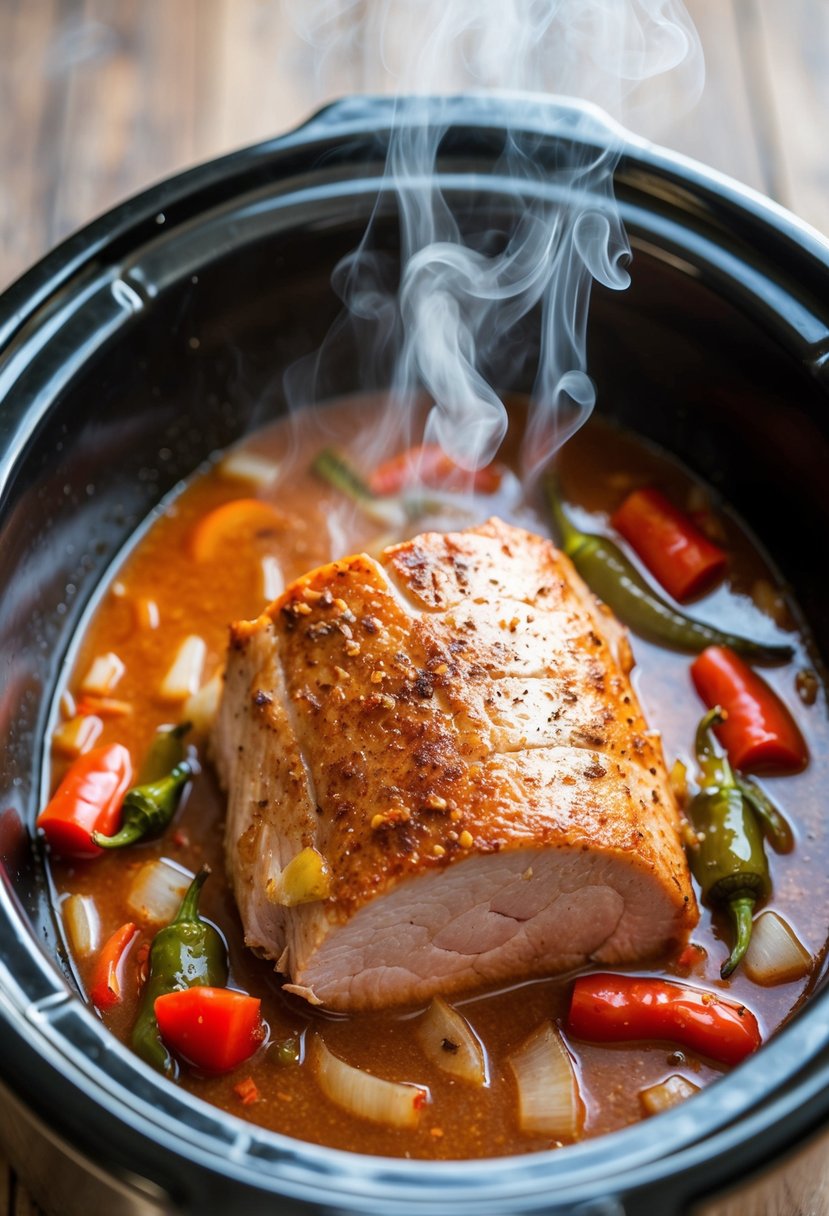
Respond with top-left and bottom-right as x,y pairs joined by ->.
261,554 -> 284,602
155,987 -> 262,1074
89,922 -> 139,1010
37,743 -> 133,858
132,868 -> 229,1075
368,444 -> 503,496
183,672 -> 223,738
312,450 -> 406,527
271,847 -> 331,906
611,487 -> 727,601
687,708 -> 771,977
189,498 -> 284,563
81,652 -> 126,696
691,646 -> 807,771
640,1073 -> 700,1116
743,911 -> 812,986
415,997 -> 488,1086
135,723 -> 190,785
135,598 -> 160,631
219,450 -> 280,487
51,713 -> 104,758
567,974 -> 761,1066
126,859 -> 193,925
311,1036 -> 428,1129
159,636 -> 207,702
233,1075 -> 261,1105
545,477 -> 791,661
507,1022 -> 582,1139
63,894 -> 100,958
93,762 -> 192,849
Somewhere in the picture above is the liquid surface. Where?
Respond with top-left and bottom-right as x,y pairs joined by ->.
46,396 -> 829,1159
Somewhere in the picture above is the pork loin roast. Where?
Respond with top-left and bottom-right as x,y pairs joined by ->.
212,518 -> 697,1011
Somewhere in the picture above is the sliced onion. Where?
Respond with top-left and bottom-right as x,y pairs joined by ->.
183,669 -> 223,737
640,1073 -> 700,1117
52,714 -> 103,757
743,910 -> 812,986
126,860 -> 193,926
63,894 -> 100,958
415,997 -> 487,1085
81,651 -> 125,695
159,636 -> 206,701
261,555 -> 284,603
135,597 -> 160,630
507,1021 -> 583,1140
219,450 -> 280,487
311,1036 -> 428,1129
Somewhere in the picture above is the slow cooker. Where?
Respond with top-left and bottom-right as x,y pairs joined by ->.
1,95 -> 828,1216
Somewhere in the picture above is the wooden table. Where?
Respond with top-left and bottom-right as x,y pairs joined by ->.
1,2 -> 828,1212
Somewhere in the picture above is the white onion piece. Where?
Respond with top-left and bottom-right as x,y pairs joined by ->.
219,450 -> 279,487
743,911 -> 812,986
183,670 -> 223,737
81,651 -> 125,695
415,997 -> 487,1086
126,860 -> 193,926
640,1073 -> 700,1117
159,636 -> 206,701
311,1036 -> 428,1129
63,894 -> 100,958
52,714 -> 103,757
261,555 -> 284,603
507,1022 -> 583,1140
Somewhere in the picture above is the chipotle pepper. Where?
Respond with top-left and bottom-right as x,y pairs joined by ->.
544,477 -> 791,661
132,868 -> 228,1076
688,708 -> 772,978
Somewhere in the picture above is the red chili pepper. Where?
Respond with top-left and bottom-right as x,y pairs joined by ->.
368,444 -> 502,496
89,922 -> 138,1010
37,743 -> 133,858
154,987 -> 263,1074
567,973 -> 761,1066
611,487 -> 727,602
691,646 -> 807,772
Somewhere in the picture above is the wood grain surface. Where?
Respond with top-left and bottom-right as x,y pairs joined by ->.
1,1 -> 828,1213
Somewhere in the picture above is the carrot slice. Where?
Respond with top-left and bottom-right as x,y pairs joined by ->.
611,487 -> 727,602
189,499 -> 284,563
37,743 -> 133,858
369,444 -> 502,496
154,987 -> 263,1073
89,922 -> 138,1010
691,646 -> 808,772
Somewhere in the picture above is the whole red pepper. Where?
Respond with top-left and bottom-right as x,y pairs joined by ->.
691,646 -> 807,772
611,487 -> 727,602
37,743 -> 133,858
567,974 -> 761,1066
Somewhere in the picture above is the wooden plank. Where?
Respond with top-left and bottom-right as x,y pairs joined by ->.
664,0 -> 768,194
751,0 -> 829,235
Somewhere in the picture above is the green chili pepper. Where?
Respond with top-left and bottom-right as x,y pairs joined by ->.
131,868 -> 228,1076
544,477 -> 792,662
136,722 -> 190,784
312,449 -> 444,527
688,708 -> 771,978
734,773 -> 794,854
92,762 -> 192,849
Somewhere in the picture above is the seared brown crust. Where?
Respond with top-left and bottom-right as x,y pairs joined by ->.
214,518 -> 698,1007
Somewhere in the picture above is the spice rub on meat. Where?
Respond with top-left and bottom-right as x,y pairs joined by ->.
212,518 -> 698,1012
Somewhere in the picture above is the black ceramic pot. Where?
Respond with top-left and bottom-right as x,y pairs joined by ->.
0,96 -> 828,1216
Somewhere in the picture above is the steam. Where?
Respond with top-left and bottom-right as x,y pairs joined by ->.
286,0 -> 703,480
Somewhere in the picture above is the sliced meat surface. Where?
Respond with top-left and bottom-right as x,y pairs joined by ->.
212,518 -> 697,1011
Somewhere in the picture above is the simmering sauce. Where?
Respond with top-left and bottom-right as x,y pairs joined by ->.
44,396 -> 829,1159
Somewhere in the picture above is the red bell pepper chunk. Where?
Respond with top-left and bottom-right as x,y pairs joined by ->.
691,646 -> 807,772
36,743 -> 133,858
89,922 -> 138,1010
154,987 -> 263,1074
368,444 -> 502,496
567,973 -> 761,1067
611,487 -> 727,602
